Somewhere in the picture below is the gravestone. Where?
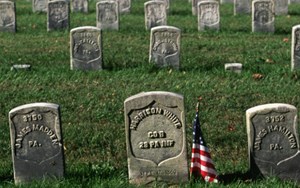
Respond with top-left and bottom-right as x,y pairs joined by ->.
224,63 -> 242,73
70,26 -> 102,70
144,1 -> 167,30
246,103 -> 300,181
234,0 -> 251,15
47,0 -> 69,31
149,26 -> 180,69
9,103 -> 64,184
71,0 -> 88,13
117,0 -> 130,13
0,1 -> 16,32
192,0 -> 201,16
273,0 -> 288,15
124,91 -> 189,185
197,1 -> 220,31
155,0 -> 169,11
291,25 -> 300,71
96,1 -> 119,30
33,0 -> 47,12
252,0 -> 275,33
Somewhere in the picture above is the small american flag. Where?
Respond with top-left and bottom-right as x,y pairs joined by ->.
190,103 -> 218,183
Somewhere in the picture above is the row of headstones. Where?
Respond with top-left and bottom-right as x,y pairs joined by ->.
8,91 -> 300,184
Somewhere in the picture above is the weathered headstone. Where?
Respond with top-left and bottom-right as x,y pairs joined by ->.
0,0 -> 16,32
71,0 -> 88,13
47,0 -> 69,31
197,1 -> 220,31
246,103 -> 300,181
291,25 -> 300,71
252,0 -> 275,33
9,103 -> 64,184
225,63 -> 242,73
96,1 -> 119,30
155,0 -> 169,11
234,0 -> 251,15
124,91 -> 189,185
144,1 -> 167,30
149,26 -> 180,69
33,0 -> 47,12
192,0 -> 201,16
70,26 -> 102,70
117,0 -> 130,13
273,0 -> 288,15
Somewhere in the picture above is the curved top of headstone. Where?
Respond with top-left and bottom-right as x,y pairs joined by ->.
9,103 -> 59,114
70,26 -> 101,33
150,25 -> 180,32
246,103 -> 296,117
144,0 -> 165,6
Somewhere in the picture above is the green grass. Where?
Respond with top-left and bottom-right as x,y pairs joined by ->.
1,0 -> 300,187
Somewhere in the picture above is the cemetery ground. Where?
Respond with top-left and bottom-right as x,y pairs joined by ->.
2,0 -> 300,187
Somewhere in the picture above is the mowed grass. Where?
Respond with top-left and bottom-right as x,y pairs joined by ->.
1,0 -> 300,187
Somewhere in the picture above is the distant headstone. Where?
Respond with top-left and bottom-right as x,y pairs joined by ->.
221,0 -> 233,3
11,64 -> 31,71
234,0 -> 251,15
70,26 -> 102,70
96,1 -> 119,30
197,1 -> 220,31
149,26 -> 180,69
246,103 -> 300,182
33,0 -> 47,12
71,0 -> 88,13
9,103 -> 64,184
225,63 -> 242,73
144,1 -> 167,30
47,0 -> 69,31
273,0 -> 288,15
252,0 -> 275,33
0,1 -> 16,32
124,91 -> 189,185
192,0 -> 200,16
291,25 -> 300,71
117,0 -> 130,13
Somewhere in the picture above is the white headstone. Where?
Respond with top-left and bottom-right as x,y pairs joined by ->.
0,1 -> 16,33
47,0 -> 69,31
71,0 -> 88,13
291,25 -> 300,71
33,0 -> 48,12
197,1 -> 220,31
96,1 -> 119,30
144,1 -> 167,30
252,0 -> 275,33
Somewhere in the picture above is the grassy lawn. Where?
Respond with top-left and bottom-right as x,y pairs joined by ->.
1,0 -> 300,187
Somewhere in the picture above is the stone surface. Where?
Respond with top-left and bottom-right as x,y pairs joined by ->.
291,25 -> 300,71
252,0 -> 275,33
192,0 -> 201,16
273,0 -> 288,15
154,0 -> 169,11
0,1 -> 16,32
71,0 -> 88,13
149,26 -> 180,69
234,0 -> 251,15
117,0 -> 130,13
144,1 -> 167,30
246,103 -> 300,182
197,0 -> 220,31
124,91 -> 189,185
70,26 -> 102,70
96,1 -> 119,30
47,0 -> 69,31
11,64 -> 31,71
224,63 -> 242,73
9,103 -> 64,184
33,0 -> 47,12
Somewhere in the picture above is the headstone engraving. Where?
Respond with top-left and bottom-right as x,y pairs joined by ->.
47,0 -> 69,31
70,26 -> 102,70
124,91 -> 189,185
9,103 -> 64,184
197,1 -> 220,31
252,0 -> 275,33
149,26 -> 180,69
0,1 -> 16,32
117,0 -> 130,13
291,25 -> 300,71
144,1 -> 167,30
246,103 -> 300,181
96,1 -> 119,30
33,0 -> 48,12
71,0 -> 88,13
273,0 -> 288,15
234,0 -> 251,15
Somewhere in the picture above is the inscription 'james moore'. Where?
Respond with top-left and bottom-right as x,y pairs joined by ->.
9,103 -> 65,184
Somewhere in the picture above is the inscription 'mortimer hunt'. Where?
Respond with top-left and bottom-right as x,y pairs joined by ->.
125,91 -> 188,185
246,103 -> 300,182
9,103 -> 64,184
